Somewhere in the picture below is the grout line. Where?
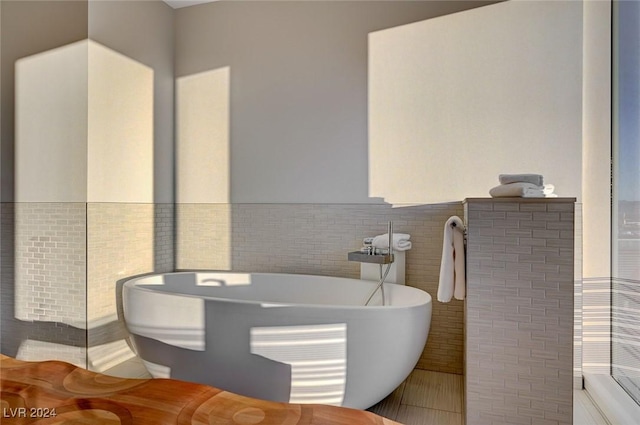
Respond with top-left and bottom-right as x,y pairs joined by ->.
392,382 -> 406,420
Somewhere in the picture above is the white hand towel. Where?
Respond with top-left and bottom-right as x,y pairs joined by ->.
499,173 -> 544,186
452,223 -> 466,301
372,233 -> 412,251
438,216 -> 466,302
489,182 -> 557,198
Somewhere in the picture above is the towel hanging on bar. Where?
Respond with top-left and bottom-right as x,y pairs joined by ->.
437,216 -> 466,302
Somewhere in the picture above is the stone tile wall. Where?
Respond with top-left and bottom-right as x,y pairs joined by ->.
176,202 -> 465,374
154,204 -> 175,272
87,203 -> 174,371
464,198 -> 575,425
87,204 -> 155,324
12,202 -> 87,367
1,202 -> 174,370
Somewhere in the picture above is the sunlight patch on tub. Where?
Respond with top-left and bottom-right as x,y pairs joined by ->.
250,324 -> 346,405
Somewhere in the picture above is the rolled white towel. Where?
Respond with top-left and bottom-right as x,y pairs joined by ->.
372,233 -> 412,251
499,174 -> 544,186
489,182 -> 557,198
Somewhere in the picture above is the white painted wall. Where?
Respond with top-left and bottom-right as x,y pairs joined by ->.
88,0 -> 175,203
88,41 -> 154,203
582,0 -> 611,281
176,67 -> 230,203
1,0 -> 88,202
15,41 -> 88,202
581,0 -> 613,378
15,40 -> 154,203
0,3 -> 3,201
369,0 -> 583,204
175,1 -> 497,204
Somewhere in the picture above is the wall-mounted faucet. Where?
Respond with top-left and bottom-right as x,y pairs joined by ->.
348,221 -> 395,264
347,221 -> 395,306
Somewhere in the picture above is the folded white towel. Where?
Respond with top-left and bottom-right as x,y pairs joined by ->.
499,174 -> 544,186
541,184 -> 555,195
372,233 -> 412,251
437,216 -> 466,303
489,182 -> 557,198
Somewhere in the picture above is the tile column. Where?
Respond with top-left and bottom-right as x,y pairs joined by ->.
464,198 -> 575,425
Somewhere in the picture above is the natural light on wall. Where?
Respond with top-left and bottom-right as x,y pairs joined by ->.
368,0 -> 583,205
15,40 -> 155,204
176,67 -> 231,270
88,41 -> 154,203
176,67 -> 230,204
14,40 -> 155,368
15,41 -> 88,202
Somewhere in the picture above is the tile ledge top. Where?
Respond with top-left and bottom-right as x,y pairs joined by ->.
463,197 -> 577,203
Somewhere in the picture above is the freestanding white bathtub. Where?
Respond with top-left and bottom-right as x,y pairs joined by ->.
122,271 -> 432,409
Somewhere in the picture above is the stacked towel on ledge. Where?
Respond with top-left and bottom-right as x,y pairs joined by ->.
490,182 -> 557,198
490,174 -> 557,198
371,233 -> 412,251
498,173 -> 544,186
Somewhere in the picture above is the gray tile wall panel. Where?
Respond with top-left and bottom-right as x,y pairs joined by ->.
465,199 -> 574,425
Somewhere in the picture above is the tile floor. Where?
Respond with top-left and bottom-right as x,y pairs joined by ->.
368,369 -> 463,425
106,359 -> 610,425
368,370 -> 610,425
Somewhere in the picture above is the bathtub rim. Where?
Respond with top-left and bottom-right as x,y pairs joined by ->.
123,270 -> 432,311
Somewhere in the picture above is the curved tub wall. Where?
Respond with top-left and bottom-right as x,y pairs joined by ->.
124,283 -> 205,350
123,272 -> 431,409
